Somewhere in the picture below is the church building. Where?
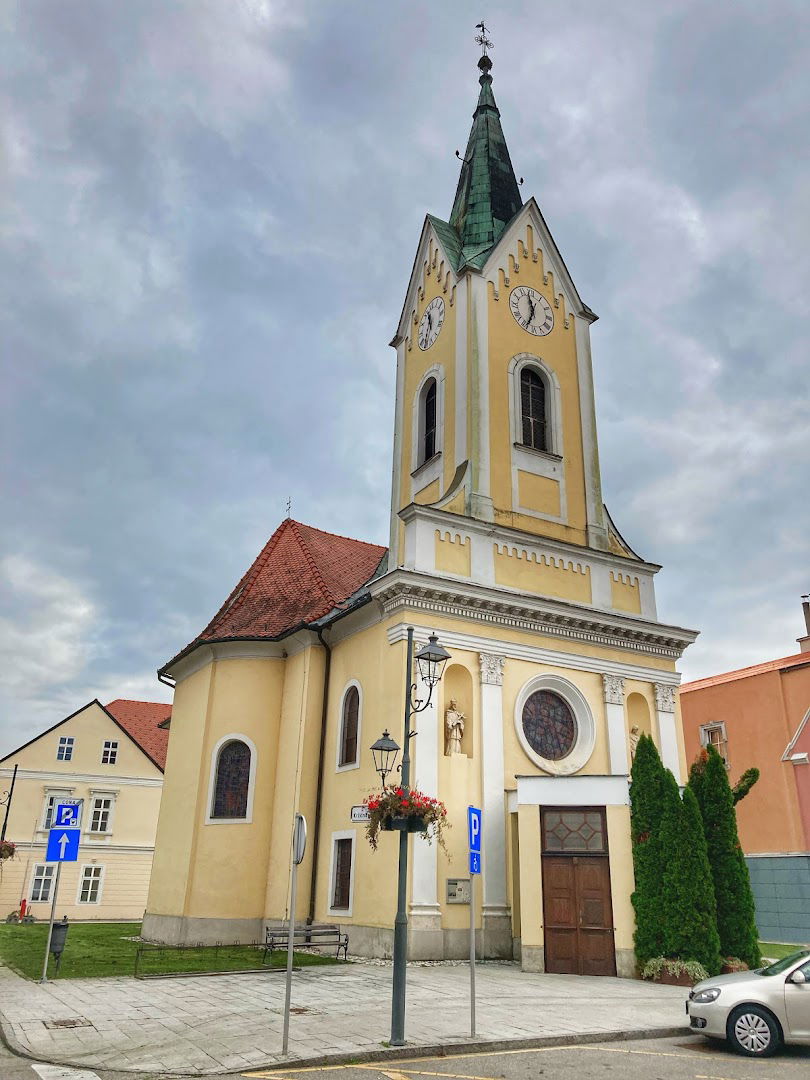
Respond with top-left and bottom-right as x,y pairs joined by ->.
144,49 -> 697,978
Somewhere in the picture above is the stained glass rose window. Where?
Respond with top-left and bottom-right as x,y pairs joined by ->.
521,690 -> 577,761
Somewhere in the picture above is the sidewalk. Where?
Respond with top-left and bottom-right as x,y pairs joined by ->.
0,960 -> 689,1075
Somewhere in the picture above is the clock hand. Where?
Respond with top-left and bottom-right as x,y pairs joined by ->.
526,296 -> 535,325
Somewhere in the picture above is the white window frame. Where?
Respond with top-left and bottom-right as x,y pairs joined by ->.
205,733 -> 258,825
57,735 -> 75,762
101,740 -> 119,765
514,673 -> 596,777
41,789 -> 77,831
76,864 -> 105,904
335,680 -> 362,772
328,830 -> 356,916
410,365 -> 445,496
507,354 -> 567,524
30,863 -> 55,903
700,722 -> 729,766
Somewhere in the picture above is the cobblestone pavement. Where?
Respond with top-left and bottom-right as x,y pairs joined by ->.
0,960 -> 687,1076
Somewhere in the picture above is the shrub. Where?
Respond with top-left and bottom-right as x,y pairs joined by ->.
629,734 -> 668,967
641,956 -> 709,984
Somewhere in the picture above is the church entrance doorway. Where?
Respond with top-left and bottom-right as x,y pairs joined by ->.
541,808 -> 616,976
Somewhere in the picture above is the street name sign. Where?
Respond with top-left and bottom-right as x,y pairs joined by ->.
350,805 -> 371,823
46,828 -> 80,863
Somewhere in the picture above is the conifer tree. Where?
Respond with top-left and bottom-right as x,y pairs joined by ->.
659,775 -> 722,974
629,733 -> 668,967
689,745 -> 761,967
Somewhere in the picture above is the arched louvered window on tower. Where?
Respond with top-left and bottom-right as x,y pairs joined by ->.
520,367 -> 548,452
211,739 -> 251,819
421,378 -> 437,464
338,685 -> 360,768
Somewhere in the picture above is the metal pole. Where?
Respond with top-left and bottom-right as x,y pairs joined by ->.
282,844 -> 299,1054
469,873 -> 476,1038
390,626 -> 415,1047
1,764 -> 18,842
39,862 -> 61,983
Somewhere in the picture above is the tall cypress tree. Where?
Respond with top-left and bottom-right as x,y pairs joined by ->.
689,745 -> 761,968
659,776 -> 722,974
629,734 -> 668,967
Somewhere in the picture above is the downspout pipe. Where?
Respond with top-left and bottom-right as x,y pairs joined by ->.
307,626 -> 332,925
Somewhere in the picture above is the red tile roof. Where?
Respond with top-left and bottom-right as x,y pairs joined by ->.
680,651 -> 810,694
162,519 -> 387,673
104,699 -> 172,770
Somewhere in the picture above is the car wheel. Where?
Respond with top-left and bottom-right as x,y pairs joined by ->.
727,1005 -> 782,1057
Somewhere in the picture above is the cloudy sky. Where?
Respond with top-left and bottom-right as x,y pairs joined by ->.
2,0 -> 809,752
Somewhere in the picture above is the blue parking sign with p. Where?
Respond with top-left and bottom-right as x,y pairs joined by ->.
467,805 -> 481,853
54,803 -> 80,828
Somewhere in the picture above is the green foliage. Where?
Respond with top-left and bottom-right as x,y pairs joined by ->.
641,956 -> 710,983
629,734 -> 668,967
689,745 -> 761,968
659,778 -> 722,974
732,767 -> 760,805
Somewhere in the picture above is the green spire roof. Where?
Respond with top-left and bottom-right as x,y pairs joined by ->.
447,54 -> 522,269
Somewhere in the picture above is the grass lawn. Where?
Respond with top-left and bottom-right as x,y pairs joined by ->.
760,941 -> 810,961
0,922 -> 339,980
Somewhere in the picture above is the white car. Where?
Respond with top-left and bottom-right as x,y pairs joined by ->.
687,948 -> 810,1056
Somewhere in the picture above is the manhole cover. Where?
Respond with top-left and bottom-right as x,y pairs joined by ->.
45,1018 -> 93,1029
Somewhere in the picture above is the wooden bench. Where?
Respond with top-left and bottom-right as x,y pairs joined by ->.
264,924 -> 349,961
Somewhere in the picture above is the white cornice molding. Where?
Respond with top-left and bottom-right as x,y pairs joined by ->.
169,639 -> 288,683
11,841 -> 156,855
0,768 -> 163,788
373,569 -> 697,662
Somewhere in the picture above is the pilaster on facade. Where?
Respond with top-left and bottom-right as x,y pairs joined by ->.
654,682 -> 681,780
411,654 -> 440,919
602,673 -> 628,775
478,652 -> 509,939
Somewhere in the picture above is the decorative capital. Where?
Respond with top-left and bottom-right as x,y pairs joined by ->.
602,674 -> 625,705
654,683 -> 676,713
479,653 -> 505,686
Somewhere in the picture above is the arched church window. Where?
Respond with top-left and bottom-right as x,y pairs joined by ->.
421,378 -> 437,464
339,685 -> 359,767
211,740 -> 251,819
521,690 -> 577,761
520,367 -> 547,451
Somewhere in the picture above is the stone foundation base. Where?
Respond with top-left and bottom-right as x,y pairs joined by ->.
520,942 -> 638,979
141,913 -> 263,945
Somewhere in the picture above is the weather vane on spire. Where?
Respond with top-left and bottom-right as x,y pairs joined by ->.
475,21 -> 493,56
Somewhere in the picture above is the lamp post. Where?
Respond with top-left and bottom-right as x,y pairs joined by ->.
371,627 -> 450,1047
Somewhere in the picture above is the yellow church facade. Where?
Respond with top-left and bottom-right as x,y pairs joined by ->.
144,52 -> 697,978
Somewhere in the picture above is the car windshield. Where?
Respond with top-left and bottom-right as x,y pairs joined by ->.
758,949 -> 810,977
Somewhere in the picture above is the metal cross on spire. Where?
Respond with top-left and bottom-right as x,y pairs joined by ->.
475,21 -> 493,56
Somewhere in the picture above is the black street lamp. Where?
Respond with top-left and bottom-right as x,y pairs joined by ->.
1,764 -> 18,843
371,626 -> 450,1047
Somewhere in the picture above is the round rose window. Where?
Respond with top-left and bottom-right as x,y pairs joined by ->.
521,690 -> 577,760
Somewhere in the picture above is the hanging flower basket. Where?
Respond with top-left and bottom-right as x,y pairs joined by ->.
364,788 -> 450,854
0,841 -> 16,861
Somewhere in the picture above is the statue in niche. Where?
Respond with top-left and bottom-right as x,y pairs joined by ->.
445,700 -> 466,756
629,725 -> 641,761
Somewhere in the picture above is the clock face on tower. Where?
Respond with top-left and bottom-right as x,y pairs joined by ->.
418,297 -> 445,350
509,286 -> 554,336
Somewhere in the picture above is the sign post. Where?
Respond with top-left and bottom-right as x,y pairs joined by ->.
467,806 -> 482,1038
40,810 -> 80,982
282,813 -> 307,1056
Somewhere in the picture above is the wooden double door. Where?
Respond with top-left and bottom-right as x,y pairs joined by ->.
541,808 -> 616,977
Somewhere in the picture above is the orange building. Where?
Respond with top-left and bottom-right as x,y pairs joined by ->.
680,607 -> 810,945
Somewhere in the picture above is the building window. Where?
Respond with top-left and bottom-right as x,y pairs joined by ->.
542,809 -> 607,854
520,367 -> 548,451
78,866 -> 103,904
420,378 -> 437,464
30,864 -> 54,903
43,794 -> 78,830
522,690 -> 577,761
90,796 -> 113,833
101,740 -> 118,765
57,736 -> 74,761
338,685 -> 360,768
700,723 -> 728,765
211,740 -> 251,820
331,835 -> 354,912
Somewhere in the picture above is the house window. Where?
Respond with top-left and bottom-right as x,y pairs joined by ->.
339,686 -> 360,768
101,740 -> 118,765
30,864 -> 54,903
90,796 -> 113,833
57,736 -> 74,761
421,378 -> 437,464
78,866 -> 103,904
520,367 -> 548,451
331,836 -> 354,911
700,723 -> 728,765
211,740 -> 251,819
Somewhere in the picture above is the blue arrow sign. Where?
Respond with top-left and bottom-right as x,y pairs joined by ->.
46,828 -> 80,863
54,803 -> 80,828
469,851 -> 481,875
467,806 -> 482,854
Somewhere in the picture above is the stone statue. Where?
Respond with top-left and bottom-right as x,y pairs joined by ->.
445,699 -> 465,755
629,725 -> 641,761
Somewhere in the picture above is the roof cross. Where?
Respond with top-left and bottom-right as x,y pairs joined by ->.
475,20 -> 493,56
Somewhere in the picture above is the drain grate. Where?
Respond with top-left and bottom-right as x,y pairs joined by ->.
44,1018 -> 93,1029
